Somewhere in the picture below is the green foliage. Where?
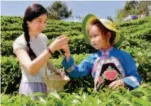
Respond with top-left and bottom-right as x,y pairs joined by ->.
47,1 -> 72,20
1,15 -> 151,96
50,53 -> 88,69
1,56 -> 21,94
1,40 -> 14,56
1,84 -> 151,106
116,1 -> 150,21
1,54 -> 89,93
1,30 -> 22,40
69,35 -> 96,54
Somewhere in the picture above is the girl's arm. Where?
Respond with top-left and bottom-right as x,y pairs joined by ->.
109,50 -> 142,89
122,53 -> 142,89
62,54 -> 95,78
61,43 -> 96,78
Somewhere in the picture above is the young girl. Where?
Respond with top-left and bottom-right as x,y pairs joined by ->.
61,14 -> 142,90
13,4 -> 68,96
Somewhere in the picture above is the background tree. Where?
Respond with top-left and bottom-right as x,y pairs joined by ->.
137,1 -> 149,15
47,1 -> 72,20
107,16 -> 114,22
116,1 -> 151,21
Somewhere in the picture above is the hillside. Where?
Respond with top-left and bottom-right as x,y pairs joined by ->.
1,16 -> 151,106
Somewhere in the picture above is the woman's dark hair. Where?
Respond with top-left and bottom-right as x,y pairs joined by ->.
89,19 -> 116,45
22,4 -> 47,60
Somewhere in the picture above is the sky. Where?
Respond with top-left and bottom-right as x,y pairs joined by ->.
1,0 -> 126,19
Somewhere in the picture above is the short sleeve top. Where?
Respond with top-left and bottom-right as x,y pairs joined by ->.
13,33 -> 49,83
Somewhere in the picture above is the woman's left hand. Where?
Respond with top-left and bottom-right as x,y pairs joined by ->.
109,79 -> 124,90
56,69 -> 66,77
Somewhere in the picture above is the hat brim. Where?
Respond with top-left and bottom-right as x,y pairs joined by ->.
82,14 -> 123,48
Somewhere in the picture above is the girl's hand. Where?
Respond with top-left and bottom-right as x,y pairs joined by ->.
48,35 -> 69,53
109,79 -> 124,90
62,44 -> 70,56
61,44 -> 71,61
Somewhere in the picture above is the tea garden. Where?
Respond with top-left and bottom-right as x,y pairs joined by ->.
1,16 -> 151,106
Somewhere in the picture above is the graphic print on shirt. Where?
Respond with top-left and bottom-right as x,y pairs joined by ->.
92,56 -> 125,90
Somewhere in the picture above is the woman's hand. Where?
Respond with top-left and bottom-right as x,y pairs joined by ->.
55,69 -> 66,77
48,35 -> 69,53
109,79 -> 124,90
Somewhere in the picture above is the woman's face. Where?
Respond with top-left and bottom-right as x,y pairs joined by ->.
88,25 -> 110,50
27,14 -> 47,35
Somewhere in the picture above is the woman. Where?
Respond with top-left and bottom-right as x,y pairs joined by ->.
13,4 -> 68,96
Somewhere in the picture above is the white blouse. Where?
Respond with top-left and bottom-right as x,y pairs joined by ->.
13,33 -> 50,83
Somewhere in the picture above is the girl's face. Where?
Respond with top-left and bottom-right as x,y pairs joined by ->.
27,14 -> 47,36
89,25 -> 111,50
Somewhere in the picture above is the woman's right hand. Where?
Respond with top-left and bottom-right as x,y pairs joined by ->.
48,35 -> 69,53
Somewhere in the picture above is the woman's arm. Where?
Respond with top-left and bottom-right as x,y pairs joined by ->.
14,36 -> 69,75
15,48 -> 51,75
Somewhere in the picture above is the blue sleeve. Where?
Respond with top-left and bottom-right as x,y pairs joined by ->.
62,55 -> 94,78
121,52 -> 142,89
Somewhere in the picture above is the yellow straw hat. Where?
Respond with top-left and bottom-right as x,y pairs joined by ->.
82,14 -> 123,47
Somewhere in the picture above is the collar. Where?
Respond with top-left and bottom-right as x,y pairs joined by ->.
30,33 -> 40,40
99,46 -> 114,56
